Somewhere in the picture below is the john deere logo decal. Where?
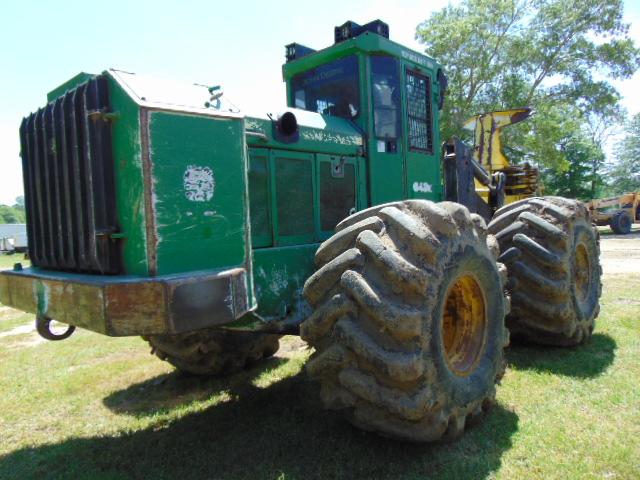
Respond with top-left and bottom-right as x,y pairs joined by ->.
413,181 -> 432,193
184,166 -> 215,202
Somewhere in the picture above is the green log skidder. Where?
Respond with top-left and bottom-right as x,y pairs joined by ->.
0,20 -> 601,442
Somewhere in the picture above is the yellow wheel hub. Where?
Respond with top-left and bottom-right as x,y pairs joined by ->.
442,274 -> 487,377
574,242 -> 592,303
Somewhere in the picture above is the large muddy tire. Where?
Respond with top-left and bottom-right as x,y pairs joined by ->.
145,330 -> 280,376
301,200 -> 509,442
488,196 -> 602,346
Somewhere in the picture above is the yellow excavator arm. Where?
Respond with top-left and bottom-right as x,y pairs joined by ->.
463,108 -> 532,170
463,108 -> 540,203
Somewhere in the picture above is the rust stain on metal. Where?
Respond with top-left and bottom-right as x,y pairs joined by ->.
106,281 -> 166,335
3,274 -> 106,333
140,108 -> 158,275
0,267 -> 251,337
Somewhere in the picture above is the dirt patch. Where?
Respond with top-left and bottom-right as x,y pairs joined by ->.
274,335 -> 309,359
0,324 -> 35,338
0,322 -> 60,349
599,231 -> 640,274
5,334 -> 47,349
0,306 -> 23,320
0,324 -> 46,349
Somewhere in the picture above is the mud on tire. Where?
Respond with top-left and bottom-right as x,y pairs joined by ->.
301,200 -> 509,442
488,196 -> 602,346
145,330 -> 280,376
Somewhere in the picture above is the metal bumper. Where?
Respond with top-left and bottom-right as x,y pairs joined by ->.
0,267 -> 251,336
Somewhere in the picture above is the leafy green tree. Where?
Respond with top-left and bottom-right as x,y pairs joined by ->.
416,0 -> 639,177
607,113 -> 640,194
0,205 -> 25,224
543,134 -> 602,200
417,0 -> 528,141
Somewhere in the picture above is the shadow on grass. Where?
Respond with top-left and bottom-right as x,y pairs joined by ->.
0,368 -> 519,480
507,332 -> 616,378
103,356 -> 290,417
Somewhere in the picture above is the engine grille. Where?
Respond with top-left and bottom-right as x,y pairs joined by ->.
19,75 -> 121,274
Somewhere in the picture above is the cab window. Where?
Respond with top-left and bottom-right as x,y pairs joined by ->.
406,70 -> 433,153
371,56 -> 401,153
292,56 -> 360,119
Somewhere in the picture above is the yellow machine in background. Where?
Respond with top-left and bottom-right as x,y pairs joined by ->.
464,108 -> 540,205
587,192 -> 640,234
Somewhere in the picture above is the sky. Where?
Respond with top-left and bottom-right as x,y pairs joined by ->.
1,0 -> 639,205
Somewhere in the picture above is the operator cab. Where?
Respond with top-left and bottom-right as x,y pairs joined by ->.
291,55 -> 360,119
283,20 -> 447,205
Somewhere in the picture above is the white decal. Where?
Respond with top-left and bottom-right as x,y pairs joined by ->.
401,50 -> 434,69
413,181 -> 433,193
184,166 -> 215,202
245,118 -> 265,133
301,129 -> 362,146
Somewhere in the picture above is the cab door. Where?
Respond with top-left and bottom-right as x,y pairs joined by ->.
402,67 -> 441,201
367,55 -> 405,204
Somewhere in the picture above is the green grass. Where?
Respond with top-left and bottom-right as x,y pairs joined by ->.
0,308 -> 32,333
0,252 -> 29,271
0,253 -> 31,333
0,275 -> 638,479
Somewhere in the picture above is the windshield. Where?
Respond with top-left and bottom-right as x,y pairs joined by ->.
291,55 -> 360,119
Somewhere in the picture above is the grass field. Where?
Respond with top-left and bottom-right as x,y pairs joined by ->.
0,253 -> 28,270
0,254 -> 638,479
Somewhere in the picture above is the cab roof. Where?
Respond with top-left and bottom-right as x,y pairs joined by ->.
282,21 -> 441,82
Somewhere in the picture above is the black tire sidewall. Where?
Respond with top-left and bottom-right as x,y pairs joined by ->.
611,211 -> 631,234
429,245 -> 505,406
610,213 -> 620,233
619,213 -> 632,234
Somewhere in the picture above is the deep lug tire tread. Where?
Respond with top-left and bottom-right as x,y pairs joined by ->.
145,330 -> 280,376
488,196 -> 602,346
301,200 -> 509,442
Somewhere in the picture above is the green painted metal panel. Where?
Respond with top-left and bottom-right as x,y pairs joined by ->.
107,76 -> 149,275
317,154 -> 357,236
148,112 -> 248,275
250,147 -> 362,249
361,53 -> 406,205
47,72 -> 95,102
252,244 -> 317,321
271,149 -> 315,246
402,65 -> 442,202
245,113 -> 363,156
248,149 -> 273,248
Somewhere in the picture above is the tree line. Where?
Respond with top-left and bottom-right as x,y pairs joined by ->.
0,197 -> 25,224
3,2 -> 640,224
416,0 -> 640,200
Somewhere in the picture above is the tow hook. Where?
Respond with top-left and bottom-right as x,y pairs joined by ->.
35,314 -> 76,341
